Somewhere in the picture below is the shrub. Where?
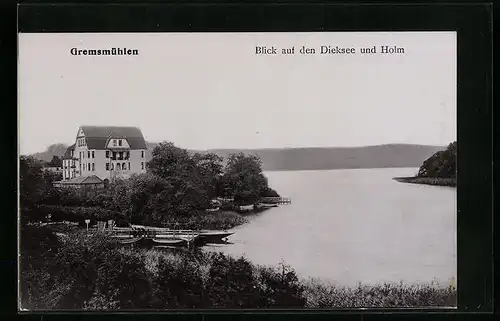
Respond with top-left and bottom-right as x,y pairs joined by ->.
256,262 -> 306,308
20,227 -> 154,310
159,211 -> 247,230
29,204 -> 120,225
205,253 -> 262,308
153,254 -> 207,309
19,225 -> 62,310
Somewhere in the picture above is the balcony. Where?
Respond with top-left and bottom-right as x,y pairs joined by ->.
110,156 -> 130,161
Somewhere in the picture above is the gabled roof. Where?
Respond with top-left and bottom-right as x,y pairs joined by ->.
79,126 -> 147,150
62,144 -> 76,159
55,175 -> 103,185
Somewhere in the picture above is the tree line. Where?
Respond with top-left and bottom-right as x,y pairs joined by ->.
417,141 -> 457,179
20,141 -> 280,227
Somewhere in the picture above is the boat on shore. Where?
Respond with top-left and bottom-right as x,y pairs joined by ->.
151,238 -> 187,246
257,203 -> 279,208
197,230 -> 234,244
238,204 -> 254,211
128,224 -> 234,245
116,237 -> 144,245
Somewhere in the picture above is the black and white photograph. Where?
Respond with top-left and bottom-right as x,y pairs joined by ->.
18,32 -> 457,310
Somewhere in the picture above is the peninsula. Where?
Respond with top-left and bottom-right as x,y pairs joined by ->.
394,141 -> 457,187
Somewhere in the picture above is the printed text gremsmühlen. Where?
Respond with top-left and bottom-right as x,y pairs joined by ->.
70,47 -> 139,56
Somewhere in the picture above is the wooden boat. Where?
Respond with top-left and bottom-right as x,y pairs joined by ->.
125,224 -> 233,245
197,230 -> 234,244
151,238 -> 186,246
154,233 -> 199,243
112,233 -> 137,238
116,237 -> 143,245
257,203 -> 279,208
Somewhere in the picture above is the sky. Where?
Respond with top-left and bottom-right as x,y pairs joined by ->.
18,32 -> 456,155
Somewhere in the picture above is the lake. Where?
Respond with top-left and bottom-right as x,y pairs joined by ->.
205,167 -> 456,286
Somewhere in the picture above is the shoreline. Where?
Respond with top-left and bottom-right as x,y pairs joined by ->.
23,219 -> 457,309
393,176 -> 456,187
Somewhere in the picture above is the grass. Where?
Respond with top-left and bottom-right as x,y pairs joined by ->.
302,278 -> 456,308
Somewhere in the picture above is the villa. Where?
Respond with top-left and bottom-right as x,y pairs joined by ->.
55,125 -> 148,188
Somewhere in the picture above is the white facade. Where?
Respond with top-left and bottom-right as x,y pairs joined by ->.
62,126 -> 148,181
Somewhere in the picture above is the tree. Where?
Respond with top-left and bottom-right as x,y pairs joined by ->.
147,142 -> 194,179
221,153 -> 269,204
144,142 -> 216,218
49,156 -> 63,167
20,156 -> 53,207
417,141 -> 457,178
192,152 -> 224,199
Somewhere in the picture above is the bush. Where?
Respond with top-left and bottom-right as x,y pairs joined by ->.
159,211 -> 247,230
19,225 -> 62,310
256,262 -> 306,308
29,204 -> 120,225
205,253 -> 262,308
153,254 -> 207,309
19,227 -> 154,310
302,279 -> 457,308
45,231 -> 153,309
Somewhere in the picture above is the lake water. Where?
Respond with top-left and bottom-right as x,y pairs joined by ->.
205,168 -> 456,286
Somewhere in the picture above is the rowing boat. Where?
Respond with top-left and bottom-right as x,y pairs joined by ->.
151,238 -> 186,246
116,237 -> 143,245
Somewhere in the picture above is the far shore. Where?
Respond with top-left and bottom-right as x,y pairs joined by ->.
393,176 -> 456,187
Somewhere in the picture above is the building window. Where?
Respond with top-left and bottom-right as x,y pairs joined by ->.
87,151 -> 90,158
141,151 -> 144,158
118,152 -> 123,160
117,163 -> 121,170
118,139 -> 122,146
122,162 -> 126,170
88,163 -> 90,171
128,162 -> 130,170
92,163 -> 95,171
141,162 -> 144,170
106,151 -> 109,158
113,139 -> 117,146
112,152 -> 116,159
92,151 -> 95,158
106,163 -> 110,171
111,163 -> 114,170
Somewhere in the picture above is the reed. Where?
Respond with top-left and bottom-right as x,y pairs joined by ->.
302,278 -> 456,308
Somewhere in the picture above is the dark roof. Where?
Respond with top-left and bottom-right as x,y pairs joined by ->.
80,126 -> 147,150
62,144 -> 76,159
55,175 -> 103,185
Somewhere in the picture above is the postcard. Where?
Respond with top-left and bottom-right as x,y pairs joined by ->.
18,31 -> 457,310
